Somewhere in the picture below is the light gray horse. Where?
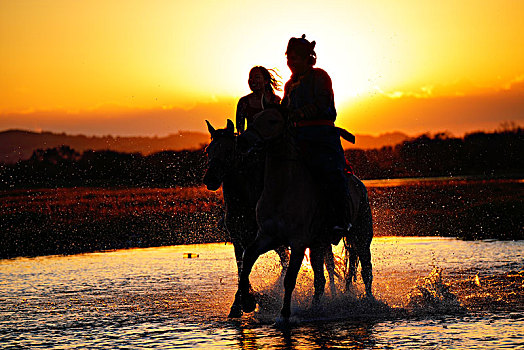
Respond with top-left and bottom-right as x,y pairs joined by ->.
236,107 -> 374,320
203,120 -> 338,318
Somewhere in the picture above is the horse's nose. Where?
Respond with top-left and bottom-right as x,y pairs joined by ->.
203,170 -> 221,191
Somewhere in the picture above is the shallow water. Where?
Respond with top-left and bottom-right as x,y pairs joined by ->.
1,237 -> 523,349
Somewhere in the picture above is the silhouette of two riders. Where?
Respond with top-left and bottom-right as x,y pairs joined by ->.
235,35 -> 352,245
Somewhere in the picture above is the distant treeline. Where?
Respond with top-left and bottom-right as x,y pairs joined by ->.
0,128 -> 522,189
0,148 -> 207,189
347,128 -> 523,179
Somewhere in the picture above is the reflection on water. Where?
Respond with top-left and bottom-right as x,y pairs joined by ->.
1,237 -> 523,349
363,176 -> 523,188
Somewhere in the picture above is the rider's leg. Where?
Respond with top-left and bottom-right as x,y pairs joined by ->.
296,125 -> 351,242
328,171 -> 351,240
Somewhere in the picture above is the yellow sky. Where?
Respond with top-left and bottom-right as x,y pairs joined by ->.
1,0 -> 523,136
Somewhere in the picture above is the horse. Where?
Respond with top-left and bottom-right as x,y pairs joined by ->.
235,107 -> 374,320
203,119 -> 339,318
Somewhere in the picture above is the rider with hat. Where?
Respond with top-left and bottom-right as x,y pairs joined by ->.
281,34 -> 351,243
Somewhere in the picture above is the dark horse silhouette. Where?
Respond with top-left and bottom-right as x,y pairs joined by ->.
235,108 -> 374,320
203,119 -> 339,318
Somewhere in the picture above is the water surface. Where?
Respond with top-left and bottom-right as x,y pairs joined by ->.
1,237 -> 523,349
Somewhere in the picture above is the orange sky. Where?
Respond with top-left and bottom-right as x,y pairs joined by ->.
1,0 -> 523,136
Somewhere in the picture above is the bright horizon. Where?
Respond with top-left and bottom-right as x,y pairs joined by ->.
1,0 -> 523,137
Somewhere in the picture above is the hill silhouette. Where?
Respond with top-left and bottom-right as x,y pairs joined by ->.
0,129 -> 409,164
0,129 -> 210,164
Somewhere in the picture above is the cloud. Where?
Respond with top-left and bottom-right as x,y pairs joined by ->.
1,80 -> 522,137
381,78 -> 514,100
341,78 -> 524,135
502,75 -> 524,95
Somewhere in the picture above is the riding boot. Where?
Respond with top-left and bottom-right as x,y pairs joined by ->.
329,184 -> 351,245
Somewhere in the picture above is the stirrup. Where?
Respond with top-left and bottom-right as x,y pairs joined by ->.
333,223 -> 352,233
331,223 -> 352,244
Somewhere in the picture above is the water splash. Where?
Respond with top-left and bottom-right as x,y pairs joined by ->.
254,283 -> 391,325
407,267 -> 464,313
248,263 -> 472,326
250,259 -> 391,325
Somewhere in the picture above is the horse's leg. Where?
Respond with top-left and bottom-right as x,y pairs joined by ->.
310,247 -> 326,305
357,197 -> 374,298
275,246 -> 290,274
233,242 -> 244,280
357,241 -> 373,298
281,246 -> 306,319
238,234 -> 278,313
228,241 -> 245,318
344,238 -> 359,293
324,246 -> 337,297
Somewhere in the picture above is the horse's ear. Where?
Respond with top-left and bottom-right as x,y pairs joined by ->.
206,120 -> 215,135
226,119 -> 234,134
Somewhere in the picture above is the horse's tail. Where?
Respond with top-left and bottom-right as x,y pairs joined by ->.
342,177 -> 373,291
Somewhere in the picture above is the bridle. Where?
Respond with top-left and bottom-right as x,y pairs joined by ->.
207,132 -> 265,179
205,133 -> 236,179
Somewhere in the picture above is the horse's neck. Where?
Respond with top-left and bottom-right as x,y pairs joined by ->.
223,154 -> 263,208
263,136 -> 307,195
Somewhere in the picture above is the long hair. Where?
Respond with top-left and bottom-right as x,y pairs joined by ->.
250,66 -> 282,92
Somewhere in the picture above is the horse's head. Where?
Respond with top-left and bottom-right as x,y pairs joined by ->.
237,106 -> 288,154
203,119 -> 236,191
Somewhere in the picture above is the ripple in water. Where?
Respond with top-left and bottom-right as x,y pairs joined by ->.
0,238 -> 523,349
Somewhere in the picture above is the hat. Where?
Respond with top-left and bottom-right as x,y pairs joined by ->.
286,34 -> 316,59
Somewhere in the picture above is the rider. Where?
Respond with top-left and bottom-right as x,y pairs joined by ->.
216,66 -> 281,232
236,66 -> 282,134
281,34 -> 351,243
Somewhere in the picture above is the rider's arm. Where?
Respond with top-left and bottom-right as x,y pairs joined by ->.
313,69 -> 336,120
236,97 -> 248,134
301,69 -> 336,121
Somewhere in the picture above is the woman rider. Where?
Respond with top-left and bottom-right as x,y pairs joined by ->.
236,66 -> 281,134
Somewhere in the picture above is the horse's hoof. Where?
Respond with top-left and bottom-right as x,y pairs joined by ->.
365,286 -> 374,299
312,295 -> 322,307
365,293 -> 376,302
280,307 -> 291,320
228,304 -> 243,318
242,292 -> 257,313
275,315 -> 290,327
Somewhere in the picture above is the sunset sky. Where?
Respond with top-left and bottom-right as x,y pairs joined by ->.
1,0 -> 523,137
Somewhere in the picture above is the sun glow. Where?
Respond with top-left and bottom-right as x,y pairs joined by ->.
1,0 -> 523,135
318,34 -> 387,100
